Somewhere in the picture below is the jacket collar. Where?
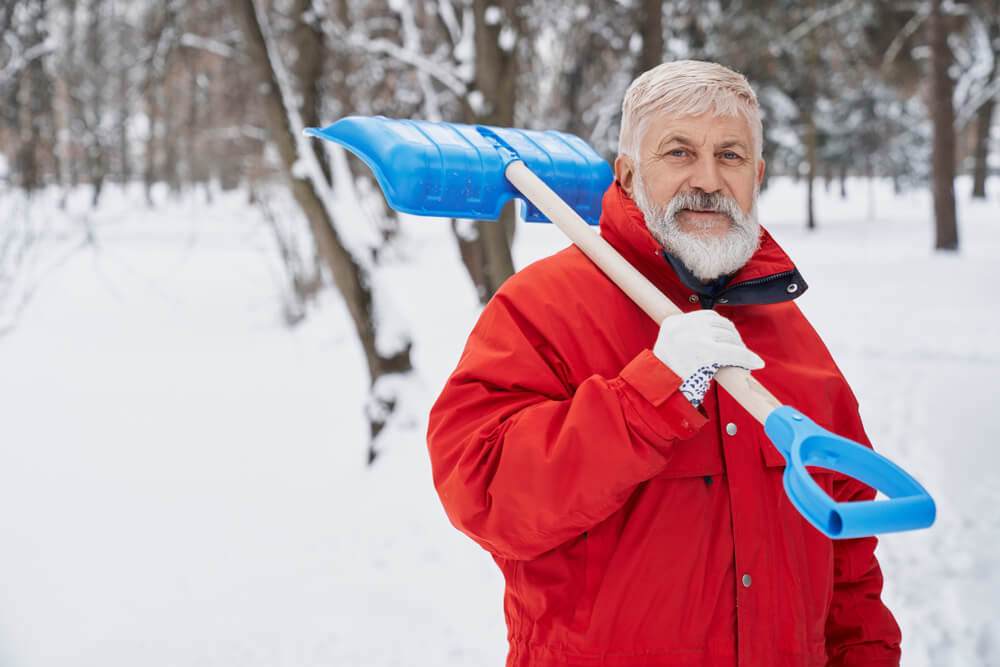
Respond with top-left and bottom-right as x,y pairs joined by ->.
597,182 -> 807,308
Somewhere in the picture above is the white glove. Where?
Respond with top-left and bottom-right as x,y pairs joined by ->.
653,310 -> 764,407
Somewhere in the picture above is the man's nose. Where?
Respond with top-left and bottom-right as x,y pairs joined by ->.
687,155 -> 723,193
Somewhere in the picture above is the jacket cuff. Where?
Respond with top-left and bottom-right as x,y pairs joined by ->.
614,349 -> 709,448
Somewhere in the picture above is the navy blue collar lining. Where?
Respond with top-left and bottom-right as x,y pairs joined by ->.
661,251 -> 808,309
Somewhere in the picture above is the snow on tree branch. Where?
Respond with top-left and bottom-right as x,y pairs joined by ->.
436,0 -> 464,48
0,37 -> 54,88
390,0 -> 443,120
770,0 -> 859,56
882,5 -> 931,70
250,0 -> 375,271
326,22 -> 469,99
956,76 -> 1000,128
179,32 -> 234,58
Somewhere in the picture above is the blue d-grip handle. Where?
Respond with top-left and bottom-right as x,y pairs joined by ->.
764,406 -> 936,539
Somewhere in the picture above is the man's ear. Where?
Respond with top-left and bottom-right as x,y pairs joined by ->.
756,157 -> 766,189
615,155 -> 636,198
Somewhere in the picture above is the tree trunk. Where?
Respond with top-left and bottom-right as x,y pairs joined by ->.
144,92 -> 159,206
562,34 -> 590,138
13,0 -> 56,194
20,21 -> 43,192
930,0 -> 959,250
867,162 -> 876,223
971,99 -> 995,199
288,0 -> 331,184
82,0 -> 107,208
805,107 -> 817,230
163,79 -> 181,196
971,17 -> 999,199
634,0 -> 663,78
184,53 -> 200,189
88,145 -> 107,208
117,27 -> 131,184
452,0 -> 518,304
225,0 -> 412,460
452,220 -> 488,303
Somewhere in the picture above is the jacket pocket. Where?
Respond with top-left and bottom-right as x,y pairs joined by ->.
570,506 -> 630,635
569,531 -> 606,634
657,429 -> 725,479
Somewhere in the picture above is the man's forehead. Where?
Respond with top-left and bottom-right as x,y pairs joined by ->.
645,113 -> 753,146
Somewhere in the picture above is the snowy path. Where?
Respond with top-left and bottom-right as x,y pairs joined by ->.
0,180 -> 996,666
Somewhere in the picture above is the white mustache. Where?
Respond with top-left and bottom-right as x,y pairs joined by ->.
665,190 -> 743,225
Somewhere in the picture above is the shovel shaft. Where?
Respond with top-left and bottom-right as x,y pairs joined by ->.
303,118 -> 935,538
505,160 -> 782,424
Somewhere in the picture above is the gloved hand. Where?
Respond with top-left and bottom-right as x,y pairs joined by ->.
653,310 -> 765,408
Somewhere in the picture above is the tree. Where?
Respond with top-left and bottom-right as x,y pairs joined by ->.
1,0 -> 58,194
929,0 -> 960,250
967,0 -> 1000,198
324,0 -> 520,305
223,0 -> 413,462
521,0 -> 634,157
456,0 -> 520,301
634,0 -> 663,79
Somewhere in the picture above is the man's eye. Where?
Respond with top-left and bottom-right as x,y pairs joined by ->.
722,151 -> 742,160
668,149 -> 688,157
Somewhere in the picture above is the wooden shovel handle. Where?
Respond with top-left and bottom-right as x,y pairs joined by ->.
505,160 -> 782,425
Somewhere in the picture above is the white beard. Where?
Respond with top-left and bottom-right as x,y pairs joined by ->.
633,174 -> 762,282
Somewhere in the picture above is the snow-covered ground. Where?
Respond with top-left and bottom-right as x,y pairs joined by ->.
0,176 -> 996,666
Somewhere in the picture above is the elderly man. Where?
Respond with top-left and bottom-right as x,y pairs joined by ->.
427,60 -> 901,666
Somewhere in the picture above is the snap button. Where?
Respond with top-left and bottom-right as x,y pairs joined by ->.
726,422 -> 738,436
786,283 -> 799,294
742,573 -> 752,588
688,294 -> 698,303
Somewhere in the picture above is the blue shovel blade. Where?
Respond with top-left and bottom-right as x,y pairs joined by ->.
764,406 -> 936,539
304,116 -> 614,224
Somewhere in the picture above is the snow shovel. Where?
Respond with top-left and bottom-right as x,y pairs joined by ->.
305,116 -> 936,540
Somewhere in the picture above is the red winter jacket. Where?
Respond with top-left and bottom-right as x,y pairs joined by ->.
427,184 -> 901,666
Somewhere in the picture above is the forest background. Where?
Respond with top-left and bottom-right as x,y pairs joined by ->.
3,0 -> 999,443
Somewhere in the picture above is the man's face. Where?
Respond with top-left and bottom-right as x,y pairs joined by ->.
614,112 -> 766,282
616,112 -> 764,235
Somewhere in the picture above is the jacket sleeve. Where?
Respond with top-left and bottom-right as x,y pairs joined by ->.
824,409 -> 903,665
426,290 -> 708,561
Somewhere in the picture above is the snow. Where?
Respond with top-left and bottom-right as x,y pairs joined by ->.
498,26 -> 517,53
452,217 -> 479,241
628,32 -> 643,55
484,6 -> 502,26
371,270 -> 413,360
467,89 -> 486,116
290,157 -> 310,180
450,6 -> 475,76
177,32 -> 234,58
0,175 -> 998,666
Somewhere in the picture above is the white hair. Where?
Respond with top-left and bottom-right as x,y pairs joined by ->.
618,60 -> 763,162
